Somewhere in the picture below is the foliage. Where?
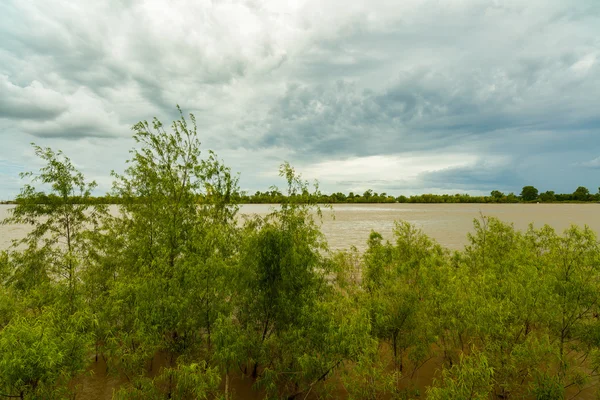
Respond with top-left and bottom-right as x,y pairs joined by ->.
0,144 -> 102,398
427,350 -> 494,400
572,186 -> 591,201
0,308 -> 92,399
521,185 -> 539,201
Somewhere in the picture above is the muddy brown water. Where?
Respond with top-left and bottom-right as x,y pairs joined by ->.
2,203 -> 600,398
2,203 -> 600,252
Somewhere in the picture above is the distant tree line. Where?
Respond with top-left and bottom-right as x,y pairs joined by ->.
3,185 -> 599,205
238,185 -> 600,204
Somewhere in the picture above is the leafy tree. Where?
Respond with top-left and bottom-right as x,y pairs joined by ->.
234,164 -> 328,378
490,190 -> 504,200
229,163 -> 372,398
540,225 -> 600,388
0,311 -> 92,399
506,192 -> 519,203
427,350 -> 494,400
520,186 -> 539,201
92,106 -> 239,395
2,145 -> 105,309
363,223 -> 443,373
461,217 -> 555,397
539,190 -> 556,202
0,144 -> 102,398
572,186 -> 591,201
341,350 -> 400,399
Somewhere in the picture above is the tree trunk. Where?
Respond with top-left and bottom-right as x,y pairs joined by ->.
225,371 -> 229,400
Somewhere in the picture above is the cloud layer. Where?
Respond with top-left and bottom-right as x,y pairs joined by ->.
1,0 -> 599,199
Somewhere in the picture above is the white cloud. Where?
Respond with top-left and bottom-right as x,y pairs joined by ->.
571,53 -> 597,74
302,153 -> 478,183
21,88 -> 129,138
0,75 -> 68,119
582,156 -> 600,169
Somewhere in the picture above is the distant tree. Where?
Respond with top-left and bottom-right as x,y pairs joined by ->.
520,186 -> 539,202
505,193 -> 519,203
334,192 -> 347,202
539,191 -> 556,202
572,186 -> 590,201
490,190 -> 504,199
555,193 -> 572,202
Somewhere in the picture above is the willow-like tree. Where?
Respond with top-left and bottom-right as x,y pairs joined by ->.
92,107 -> 238,397
0,144 -> 101,398
224,163 -> 372,398
363,222 -> 444,374
2,144 -> 104,308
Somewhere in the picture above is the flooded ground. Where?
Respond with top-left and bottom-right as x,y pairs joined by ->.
3,203 -> 598,252
239,203 -> 600,252
2,203 -> 600,398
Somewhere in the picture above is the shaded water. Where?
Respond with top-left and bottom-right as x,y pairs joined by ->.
71,348 -> 597,399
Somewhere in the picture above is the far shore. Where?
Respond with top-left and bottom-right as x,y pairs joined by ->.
1,200 -> 600,206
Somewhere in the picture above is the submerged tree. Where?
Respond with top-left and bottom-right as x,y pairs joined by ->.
226,163 -> 372,398
0,144 -> 102,398
2,145 -> 105,307
91,106 -> 239,397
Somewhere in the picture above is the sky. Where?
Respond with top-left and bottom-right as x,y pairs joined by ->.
0,0 -> 599,200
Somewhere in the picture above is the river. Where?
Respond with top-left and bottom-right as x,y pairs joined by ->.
3,203 -> 598,252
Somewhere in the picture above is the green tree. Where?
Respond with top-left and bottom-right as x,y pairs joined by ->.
2,145 -> 105,309
461,217 -> 556,397
93,107 -> 239,396
539,190 -> 556,202
0,144 -> 102,398
490,190 -> 504,200
572,186 -> 590,201
0,311 -> 92,399
427,350 -> 494,400
520,186 -> 539,201
230,164 -> 371,398
363,222 -> 443,373
541,225 -> 600,388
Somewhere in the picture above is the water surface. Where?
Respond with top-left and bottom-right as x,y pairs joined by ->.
2,203 -> 599,252
239,203 -> 600,251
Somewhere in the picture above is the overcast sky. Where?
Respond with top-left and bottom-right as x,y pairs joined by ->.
1,0 -> 599,199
